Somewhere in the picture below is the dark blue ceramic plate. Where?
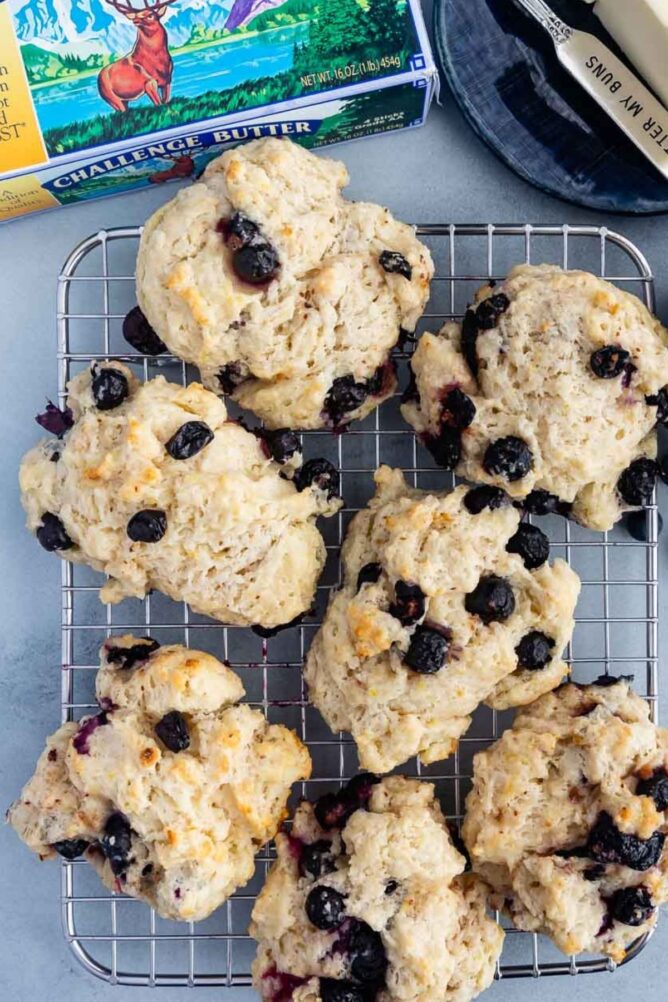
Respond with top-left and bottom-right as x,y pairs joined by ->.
434,0 -> 668,214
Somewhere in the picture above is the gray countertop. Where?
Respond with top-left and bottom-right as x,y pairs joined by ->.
1,3 -> 667,997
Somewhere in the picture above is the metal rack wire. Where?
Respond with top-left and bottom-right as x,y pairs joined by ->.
55,223 -> 659,986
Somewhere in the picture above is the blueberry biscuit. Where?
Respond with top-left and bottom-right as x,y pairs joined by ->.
304,466 -> 580,773
20,362 -> 340,629
250,775 -> 504,1002
463,678 -> 668,961
136,138 -> 434,430
7,637 -> 311,922
402,265 -> 668,531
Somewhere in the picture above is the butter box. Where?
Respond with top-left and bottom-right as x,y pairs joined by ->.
0,0 -> 436,222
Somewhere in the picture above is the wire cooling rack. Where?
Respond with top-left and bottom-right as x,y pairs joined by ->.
55,223 -> 659,986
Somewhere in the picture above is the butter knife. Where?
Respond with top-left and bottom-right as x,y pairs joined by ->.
514,0 -> 668,181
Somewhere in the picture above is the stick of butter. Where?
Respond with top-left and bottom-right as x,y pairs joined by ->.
593,0 -> 668,109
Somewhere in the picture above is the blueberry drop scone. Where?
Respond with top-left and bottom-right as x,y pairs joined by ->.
401,265 -> 668,531
136,138 -> 434,430
462,678 -> 668,962
304,466 -> 580,773
20,362 -> 341,629
7,636 -> 311,922
250,774 -> 504,1002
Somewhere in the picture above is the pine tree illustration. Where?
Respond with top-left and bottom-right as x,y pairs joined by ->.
312,0 -> 364,56
367,0 -> 409,48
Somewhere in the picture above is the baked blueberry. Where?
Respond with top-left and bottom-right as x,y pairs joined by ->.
101,812 -> 133,875
384,879 -> 399,895
356,563 -> 382,591
590,345 -> 631,379
401,369 -> 420,405
226,212 -> 261,248
608,886 -> 654,926
52,838 -> 89,860
91,367 -> 129,411
165,421 -> 214,460
623,510 -> 663,542
515,631 -> 555,670
127,509 -> 167,543
587,811 -> 665,871
347,918 -> 387,983
217,362 -> 247,394
293,459 -> 340,500
506,523 -> 550,569
483,436 -> 533,482
251,612 -> 306,639
319,980 -> 366,1002
155,710 -> 190,752
324,376 -> 368,426
617,458 -> 658,507
299,840 -> 337,880
441,388 -> 476,430
520,489 -> 572,518
106,638 -> 160,670
465,575 -> 515,624
389,581 -> 425,626
463,485 -> 509,514
36,512 -> 74,552
234,242 -> 280,285
36,401 -> 74,438
475,292 -> 510,330
404,624 -> 450,674
313,774 -> 379,831
460,310 -> 480,377
366,360 -> 395,397
72,712 -> 108,755
379,250 -> 412,280
424,426 -> 461,470
305,885 -> 346,930
261,428 -> 302,464
122,306 -> 167,355
645,387 -> 668,426
636,769 -> 668,812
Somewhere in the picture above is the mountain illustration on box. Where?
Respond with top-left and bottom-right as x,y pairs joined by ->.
8,0 -> 417,158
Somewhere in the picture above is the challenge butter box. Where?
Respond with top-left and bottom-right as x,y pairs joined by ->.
0,0 -> 436,221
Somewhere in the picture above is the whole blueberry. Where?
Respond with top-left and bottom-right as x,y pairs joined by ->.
389,581 -> 425,626
155,710 -> 190,752
305,885 -> 346,930
506,523 -> 550,569
590,345 -> 631,379
347,918 -> 387,983
36,512 -> 74,552
92,367 -> 129,411
314,774 -> 380,831
463,485 -> 509,515
217,362 -> 247,394
324,376 -> 368,426
465,575 -> 515,624
319,980 -> 367,1002
127,509 -> 167,543
165,421 -> 214,460
618,458 -> 658,507
636,769 -> 668,812
441,388 -> 476,430
483,436 -> 533,482
424,426 -> 461,470
623,510 -> 663,542
515,631 -> 555,670
645,387 -> 668,426
357,563 -> 382,590
609,886 -> 654,926
52,838 -> 90,860
106,638 -> 160,670
261,428 -> 302,465
379,251 -> 412,280
122,306 -> 166,355
293,459 -> 340,500
587,812 -> 665,871
226,212 -> 260,248
234,242 -> 280,285
299,840 -> 336,880
101,812 -> 133,876
404,624 -> 450,674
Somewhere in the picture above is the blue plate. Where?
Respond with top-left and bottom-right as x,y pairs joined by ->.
434,0 -> 668,214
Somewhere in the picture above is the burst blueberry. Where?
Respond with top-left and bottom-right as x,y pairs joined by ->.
483,436 -> 533,481
319,981 -> 366,1002
106,638 -> 160,671
52,838 -> 89,860
356,563 -> 382,591
101,812 -> 133,876
587,811 -> 665,870
313,774 -> 380,831
299,840 -> 336,880
379,250 -> 412,280
465,575 -> 515,624
127,509 -> 167,543
92,367 -> 129,411
261,428 -> 302,465
36,401 -> 74,438
389,581 -> 425,626
441,388 -> 476,430
324,376 -> 368,426
645,386 -> 668,426
424,426 -> 461,470
122,306 -> 166,355
36,512 -> 74,552
609,886 -> 654,926
590,345 -> 631,379
463,485 -> 509,515
520,489 -> 572,517
506,523 -> 550,569
293,459 -> 340,500
636,769 -> 668,812
155,710 -> 190,752
217,362 -> 247,394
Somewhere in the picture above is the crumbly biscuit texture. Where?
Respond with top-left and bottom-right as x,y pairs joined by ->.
7,638 -> 311,921
19,363 -> 340,628
402,265 -> 668,530
304,466 -> 580,773
137,138 -> 433,429
251,775 -> 503,1002
463,680 -> 668,961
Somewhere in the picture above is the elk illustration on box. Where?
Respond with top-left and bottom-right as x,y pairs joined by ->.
98,0 -> 177,112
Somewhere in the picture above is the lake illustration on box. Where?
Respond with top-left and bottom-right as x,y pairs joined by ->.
10,0 -> 417,157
